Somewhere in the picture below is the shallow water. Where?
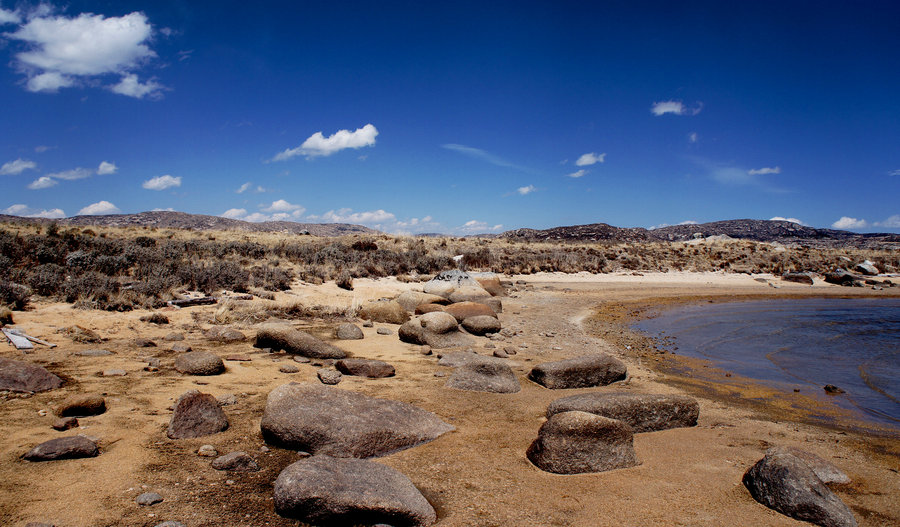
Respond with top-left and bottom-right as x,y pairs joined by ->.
634,298 -> 900,428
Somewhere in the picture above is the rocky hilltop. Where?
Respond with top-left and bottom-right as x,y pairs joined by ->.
501,219 -> 900,249
0,211 -> 377,237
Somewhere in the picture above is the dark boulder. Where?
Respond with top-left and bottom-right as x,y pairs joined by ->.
782,272 -> 815,285
529,354 -> 627,389
166,390 -> 229,439
335,323 -> 364,340
445,356 -> 520,393
546,392 -> 699,432
0,357 -> 62,392
174,351 -> 225,376
274,455 -> 436,526
24,435 -> 99,461
260,383 -> 454,458
824,269 -> 859,286
55,394 -> 106,417
526,411 -> 638,474
255,324 -> 347,359
765,446 -> 850,484
335,358 -> 395,378
211,451 -> 259,472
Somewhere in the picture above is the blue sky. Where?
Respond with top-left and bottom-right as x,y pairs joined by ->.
1,1 -> 898,234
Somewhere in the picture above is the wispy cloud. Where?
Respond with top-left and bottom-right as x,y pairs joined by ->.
273,124 -> 378,161
566,169 -> 587,178
889,169 -> 900,176
27,176 -> 56,189
236,182 -> 266,194
78,200 -> 120,215
831,216 -> 868,230
874,215 -> 900,228
689,156 -> 787,192
651,100 -> 703,116
97,161 -> 117,175
748,166 -> 781,175
688,132 -> 698,143
142,175 -> 181,190
770,216 -> 804,225
517,184 -> 536,195
456,220 -> 504,235
648,220 -> 698,230
47,168 -> 93,180
109,73 -> 165,100
1,203 -> 65,218
575,152 -> 605,166
1,158 -> 37,175
0,6 -> 22,25
442,143 -> 525,170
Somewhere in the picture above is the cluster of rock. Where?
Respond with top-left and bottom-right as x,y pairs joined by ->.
783,260 -> 894,289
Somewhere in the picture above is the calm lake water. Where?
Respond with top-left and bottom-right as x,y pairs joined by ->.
634,298 -> 900,428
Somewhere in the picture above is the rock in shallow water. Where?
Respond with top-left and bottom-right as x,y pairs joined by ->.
274,455 -> 436,526
260,383 -> 454,458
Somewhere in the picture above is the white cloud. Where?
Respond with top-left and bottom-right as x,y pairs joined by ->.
236,182 -> 252,194
456,220 -> 504,234
7,11 -> 160,96
567,169 -> 587,178
221,208 -> 248,219
27,176 -> 56,189
273,124 -> 378,161
517,185 -> 536,195
151,207 -> 175,212
889,169 -> 900,176
831,216 -> 868,230
109,73 -> 164,99
262,199 -> 304,213
311,208 -> 395,225
874,215 -> 900,228
1,204 -> 65,218
0,6 -> 21,25
47,168 -> 92,180
689,132 -> 698,143
1,158 -> 37,175
34,145 -> 54,153
770,216 -> 804,225
748,166 -> 781,175
575,152 -> 605,166
651,100 -> 703,116
142,175 -> 181,190
97,161 -> 117,175
648,220 -> 698,230
78,200 -> 120,215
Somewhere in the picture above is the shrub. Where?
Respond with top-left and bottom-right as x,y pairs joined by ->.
0,280 -> 32,310
336,269 -> 353,290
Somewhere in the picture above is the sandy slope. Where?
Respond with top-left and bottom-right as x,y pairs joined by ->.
1,272 -> 898,526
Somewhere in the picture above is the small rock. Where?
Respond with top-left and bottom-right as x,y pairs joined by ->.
163,332 -> 185,341
526,411 -> 638,474
212,451 -> 259,472
446,357 -> 520,393
419,312 -> 459,334
167,390 -> 229,439
824,384 -> 845,394
146,357 -> 161,368
55,394 -> 106,417
317,368 -> 343,385
74,349 -> 113,357
376,327 -> 393,335
102,369 -> 127,377
782,272 -> 815,285
204,326 -> 246,342
443,302 -> 497,323
362,320 -> 374,328
854,260 -> 879,276
216,393 -> 237,406
52,416 -> 78,431
135,492 -> 163,506
335,358 -> 395,378
358,299 -> 410,325
419,346 -> 432,356
335,323 -> 364,340
24,435 -> 99,461
198,444 -> 218,457
134,338 -> 157,348
170,343 -> 192,353
461,315 -> 502,336
174,351 -> 225,376
225,354 -> 251,361
140,313 -> 169,325
503,346 -> 518,355
493,349 -> 509,358
292,355 -> 311,364
279,364 -> 300,374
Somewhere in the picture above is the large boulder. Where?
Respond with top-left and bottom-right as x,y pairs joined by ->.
526,411 -> 638,474
395,291 -> 448,312
274,455 -> 436,526
24,436 -> 99,461
436,350 -> 480,367
446,357 -> 520,393
824,269 -> 859,286
529,354 -> 627,389
167,390 -> 229,439
255,323 -> 347,359
854,260 -> 879,276
419,312 -> 458,334
334,323 -> 364,340
358,300 -> 410,325
782,272 -> 815,285
743,448 -> 857,527
443,302 -> 497,323
766,446 -> 850,485
335,358 -> 395,378
260,383 -> 454,457
546,392 -> 699,432
398,320 -> 474,349
423,270 -> 481,298
0,358 -> 62,392
55,394 -> 106,417
174,351 -> 225,376
461,315 -> 502,336
415,303 -> 446,315
472,273 -> 505,296
448,286 -> 492,304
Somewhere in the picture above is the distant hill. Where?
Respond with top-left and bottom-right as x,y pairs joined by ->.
0,211 -> 378,237
501,219 -> 900,249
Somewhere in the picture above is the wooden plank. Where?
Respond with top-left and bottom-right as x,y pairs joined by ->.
2,328 -> 34,350
7,329 -> 56,348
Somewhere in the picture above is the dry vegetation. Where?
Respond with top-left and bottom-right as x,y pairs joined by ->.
1,220 -> 898,312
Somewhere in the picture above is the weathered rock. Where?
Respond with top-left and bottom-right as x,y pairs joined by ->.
419,311 -> 459,334
335,323 -> 364,340
0,358 -> 62,392
274,455 -> 436,526
204,326 -> 246,342
436,350 -> 480,367
335,358 -> 396,378
526,411 -> 638,474
376,327 -> 393,335
74,349 -> 113,357
766,446 -> 851,485
134,338 -> 157,348
493,348 -> 509,358
140,313 -> 169,325
255,324 -> 346,359
529,354 -> 627,389
55,394 -> 106,417
166,390 -> 228,439
824,269 -> 858,286
279,364 -> 300,374
395,291 -> 448,312
358,300 -> 410,325
198,444 -> 218,457
24,435 -> 99,461
446,357 -> 520,393
854,260 -> 879,276
170,343 -> 192,353
316,368 -> 342,384
415,303 -> 446,315
136,492 -> 163,506
424,270 -> 481,298
102,369 -> 127,377
398,320 -> 475,349
52,416 -> 78,431
163,332 -> 185,341
443,302 -> 497,323
743,449 -> 857,527
782,272 -> 815,285
212,451 -> 259,472
217,393 -> 237,406
174,351 -> 225,376
63,325 -> 102,343
473,274 -> 505,296
448,286 -> 493,304
461,315 -> 502,336
260,383 -> 454,457
546,392 -> 699,432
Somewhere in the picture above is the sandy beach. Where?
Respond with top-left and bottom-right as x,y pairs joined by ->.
1,271 -> 898,526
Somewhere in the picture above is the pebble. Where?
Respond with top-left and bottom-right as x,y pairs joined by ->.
153,522 -> 185,527
102,369 -> 127,377
279,364 -> 300,374
362,320 -> 374,328
216,393 -> 237,406
135,492 -> 163,506
419,346 -> 432,356
292,356 -> 311,364
317,368 -> 342,385
198,445 -> 218,457
376,328 -> 393,335
52,417 -> 78,431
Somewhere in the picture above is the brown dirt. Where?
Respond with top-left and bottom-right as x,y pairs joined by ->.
1,274 -> 898,526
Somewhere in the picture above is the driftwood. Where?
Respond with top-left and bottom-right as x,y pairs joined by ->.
167,294 -> 254,308
2,328 -> 34,350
